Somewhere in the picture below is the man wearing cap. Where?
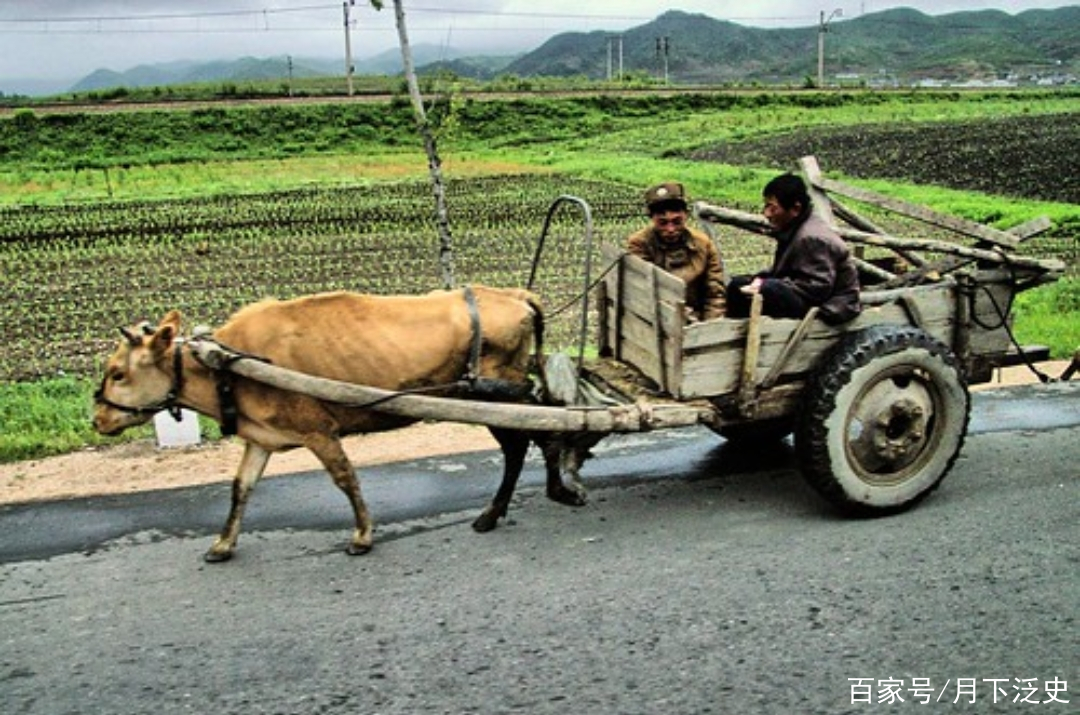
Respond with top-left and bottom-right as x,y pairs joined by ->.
626,182 -> 726,322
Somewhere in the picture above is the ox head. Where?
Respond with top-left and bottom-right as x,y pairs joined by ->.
92,310 -> 185,436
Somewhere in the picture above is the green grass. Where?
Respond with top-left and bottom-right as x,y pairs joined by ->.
0,376 -> 229,463
0,376 -> 151,461
2,88 -> 1077,465
1012,276 -> 1080,359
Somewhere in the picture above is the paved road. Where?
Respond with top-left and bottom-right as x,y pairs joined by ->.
1,383 -> 1077,714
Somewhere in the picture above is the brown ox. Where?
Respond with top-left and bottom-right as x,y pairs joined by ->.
92,287 -> 585,562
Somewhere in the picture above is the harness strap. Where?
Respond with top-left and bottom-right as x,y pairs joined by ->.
462,285 -> 483,383
190,337 -> 269,437
164,342 -> 185,421
215,370 -> 239,436
93,339 -> 187,421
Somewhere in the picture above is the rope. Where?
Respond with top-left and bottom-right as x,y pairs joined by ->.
960,252 -> 1054,384
546,256 -> 621,318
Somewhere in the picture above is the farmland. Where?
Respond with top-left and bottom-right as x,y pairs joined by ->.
0,175 -> 645,381
0,88 -> 1078,460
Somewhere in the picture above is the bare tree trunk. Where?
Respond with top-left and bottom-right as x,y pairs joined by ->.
390,0 -> 455,289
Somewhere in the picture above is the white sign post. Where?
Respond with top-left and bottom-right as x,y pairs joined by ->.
153,409 -> 202,448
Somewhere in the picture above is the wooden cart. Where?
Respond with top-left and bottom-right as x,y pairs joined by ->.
189,158 -> 1070,516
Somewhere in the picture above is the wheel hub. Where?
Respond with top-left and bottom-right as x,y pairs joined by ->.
848,378 -> 934,477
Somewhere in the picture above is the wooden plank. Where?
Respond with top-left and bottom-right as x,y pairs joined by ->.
798,156 -> 838,227
854,256 -> 897,281
683,315 -> 749,352
737,292 -> 764,413
1007,216 -> 1053,241
649,266 -> 669,393
599,246 -> 687,393
966,274 -> 1016,358
760,307 -> 820,390
816,176 -> 1021,249
600,294 -> 681,391
829,195 -> 928,268
615,288 -> 684,340
611,250 -> 687,298
189,339 -> 713,434
697,202 -> 1064,274
678,294 -> 957,399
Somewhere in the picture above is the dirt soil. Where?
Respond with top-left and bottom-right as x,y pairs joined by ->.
0,421 -> 498,507
0,361 -> 1069,507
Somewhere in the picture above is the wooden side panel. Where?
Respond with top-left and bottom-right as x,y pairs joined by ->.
967,270 -> 1017,358
599,246 -> 686,394
678,283 -> 958,399
600,245 -> 969,402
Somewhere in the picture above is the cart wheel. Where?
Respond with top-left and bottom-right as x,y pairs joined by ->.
796,325 -> 969,515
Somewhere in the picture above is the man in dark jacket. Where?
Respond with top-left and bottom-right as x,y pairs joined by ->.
726,173 -> 860,324
626,181 -> 726,322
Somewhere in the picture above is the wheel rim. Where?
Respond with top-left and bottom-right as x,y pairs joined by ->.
844,366 -> 941,485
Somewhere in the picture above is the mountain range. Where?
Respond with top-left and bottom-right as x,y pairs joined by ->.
64,6 -> 1080,93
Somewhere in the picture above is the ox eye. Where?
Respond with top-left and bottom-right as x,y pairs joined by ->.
110,371 -> 126,383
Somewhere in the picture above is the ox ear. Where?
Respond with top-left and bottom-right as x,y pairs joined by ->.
149,310 -> 183,355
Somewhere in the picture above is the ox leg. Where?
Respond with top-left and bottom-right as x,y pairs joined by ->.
205,441 -> 271,563
538,434 -> 589,506
473,427 -> 530,533
305,434 -> 373,556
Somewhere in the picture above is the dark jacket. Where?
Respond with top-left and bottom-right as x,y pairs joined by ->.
626,225 -> 726,320
764,210 -> 861,324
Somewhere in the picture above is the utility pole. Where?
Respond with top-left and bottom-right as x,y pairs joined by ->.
817,8 -> 842,88
607,35 -> 624,81
617,34 -> 624,81
343,0 -> 356,96
607,36 -> 613,81
655,36 -> 670,84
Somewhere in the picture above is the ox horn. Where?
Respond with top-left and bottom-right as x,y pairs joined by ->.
118,326 -> 142,346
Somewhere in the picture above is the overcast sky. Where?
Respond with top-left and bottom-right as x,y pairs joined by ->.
0,0 -> 1073,85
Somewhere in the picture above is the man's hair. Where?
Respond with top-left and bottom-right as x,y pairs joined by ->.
763,173 -> 811,211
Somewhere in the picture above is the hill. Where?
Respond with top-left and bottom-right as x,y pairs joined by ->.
69,44 -> 476,93
64,6 -> 1079,92
505,7 -> 1079,84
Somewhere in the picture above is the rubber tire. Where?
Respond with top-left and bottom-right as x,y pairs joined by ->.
795,325 -> 969,516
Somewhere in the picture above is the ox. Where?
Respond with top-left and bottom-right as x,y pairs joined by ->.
92,287 -> 586,561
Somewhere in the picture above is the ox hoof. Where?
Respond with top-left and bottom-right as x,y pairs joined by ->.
203,549 -> 233,564
548,486 -> 588,507
472,510 -> 501,533
346,543 -> 373,556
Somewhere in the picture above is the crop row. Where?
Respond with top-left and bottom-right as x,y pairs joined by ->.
0,175 -> 635,243
6,170 -> 1067,384
0,175 -> 663,381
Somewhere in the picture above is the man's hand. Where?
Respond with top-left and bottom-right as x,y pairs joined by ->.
740,277 -> 763,295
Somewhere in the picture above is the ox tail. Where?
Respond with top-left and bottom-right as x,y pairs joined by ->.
526,294 -> 550,403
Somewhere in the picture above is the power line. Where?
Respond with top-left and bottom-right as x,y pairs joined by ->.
0,4 -> 336,24
0,3 -> 815,32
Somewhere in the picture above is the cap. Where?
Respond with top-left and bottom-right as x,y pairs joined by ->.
644,182 -> 688,211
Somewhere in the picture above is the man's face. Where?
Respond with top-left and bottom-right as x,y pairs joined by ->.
763,195 -> 801,231
651,209 -> 687,243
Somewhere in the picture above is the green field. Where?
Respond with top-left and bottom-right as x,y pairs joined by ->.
1,88 -> 1078,462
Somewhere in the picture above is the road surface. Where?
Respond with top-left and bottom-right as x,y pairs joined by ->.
1,383 -> 1077,714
